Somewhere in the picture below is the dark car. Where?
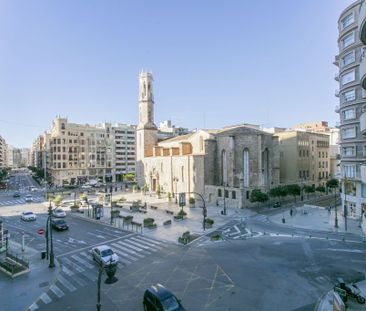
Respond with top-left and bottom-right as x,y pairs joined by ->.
13,192 -> 21,198
143,284 -> 185,311
273,202 -> 281,208
51,219 -> 69,231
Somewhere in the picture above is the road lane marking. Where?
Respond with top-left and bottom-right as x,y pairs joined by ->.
40,293 -> 52,304
58,274 -> 77,292
49,284 -> 64,298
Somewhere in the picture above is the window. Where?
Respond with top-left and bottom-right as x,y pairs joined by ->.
218,189 -> 222,197
299,150 -> 302,157
342,164 -> 356,178
243,149 -> 250,187
299,171 -> 302,178
232,191 -> 236,199
343,108 -> 356,120
342,127 -> 356,139
181,166 -> 184,182
342,32 -> 354,48
222,150 -> 228,186
343,146 -> 356,156
341,70 -> 355,86
342,51 -> 355,66
363,89 -> 366,99
224,190 -> 229,198
341,13 -> 354,29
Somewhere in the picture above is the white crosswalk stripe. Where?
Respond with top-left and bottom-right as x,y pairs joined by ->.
27,235 -> 165,310
49,284 -> 64,298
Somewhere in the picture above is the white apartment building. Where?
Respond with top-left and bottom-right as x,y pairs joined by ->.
46,117 -> 135,186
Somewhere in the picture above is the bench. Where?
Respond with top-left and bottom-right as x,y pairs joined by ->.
165,210 -> 174,215
150,205 -> 158,210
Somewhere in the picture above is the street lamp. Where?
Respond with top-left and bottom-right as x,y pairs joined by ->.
343,174 -> 348,232
334,186 -> 339,228
110,185 -> 114,225
46,200 -> 56,268
96,260 -> 118,311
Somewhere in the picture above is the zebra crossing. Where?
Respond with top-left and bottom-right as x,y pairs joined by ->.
252,214 -> 270,223
26,234 -> 165,310
0,196 -> 44,206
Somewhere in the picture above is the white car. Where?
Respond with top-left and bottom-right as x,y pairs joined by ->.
52,208 -> 66,218
91,245 -> 119,266
21,211 -> 37,221
81,184 -> 92,189
25,194 -> 33,202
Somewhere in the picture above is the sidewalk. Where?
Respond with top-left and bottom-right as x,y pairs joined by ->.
71,191 -> 253,244
316,280 -> 366,311
269,205 -> 365,236
0,239 -> 60,311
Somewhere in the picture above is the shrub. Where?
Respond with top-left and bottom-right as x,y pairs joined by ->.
143,218 -> 155,227
205,218 -> 214,225
189,197 -> 195,204
177,210 -> 187,217
163,220 -> 172,226
167,192 -> 172,202
118,197 -> 126,203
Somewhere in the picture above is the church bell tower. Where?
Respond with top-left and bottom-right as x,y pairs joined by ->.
136,71 -> 158,186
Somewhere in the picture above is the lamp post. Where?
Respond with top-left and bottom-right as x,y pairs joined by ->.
96,259 -> 118,311
334,186 -> 339,228
46,200 -> 55,268
110,185 -> 113,225
343,175 -> 348,232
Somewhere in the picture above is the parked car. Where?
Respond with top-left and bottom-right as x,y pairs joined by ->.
21,211 -> 37,221
13,192 -> 21,198
51,219 -> 69,231
143,284 -> 185,311
273,202 -> 281,208
52,208 -> 66,218
81,184 -> 92,189
25,194 -> 33,202
29,186 -> 37,192
91,245 -> 119,266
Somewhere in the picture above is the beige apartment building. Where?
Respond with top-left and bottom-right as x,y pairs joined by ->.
0,135 -> 6,168
45,117 -> 136,186
292,121 -> 340,179
275,130 -> 331,187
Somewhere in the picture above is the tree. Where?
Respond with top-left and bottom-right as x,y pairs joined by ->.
53,195 -> 63,207
269,186 -> 288,202
285,184 -> 301,202
124,173 -> 135,182
303,185 -> 315,199
250,189 -> 269,207
316,185 -> 326,193
156,185 -> 161,198
326,178 -> 339,191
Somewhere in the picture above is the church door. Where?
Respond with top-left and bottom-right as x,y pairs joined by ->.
152,179 -> 157,192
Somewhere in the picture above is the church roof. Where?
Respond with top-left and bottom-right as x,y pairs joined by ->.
158,133 -> 195,143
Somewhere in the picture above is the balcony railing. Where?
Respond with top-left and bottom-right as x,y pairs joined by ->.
360,54 -> 366,90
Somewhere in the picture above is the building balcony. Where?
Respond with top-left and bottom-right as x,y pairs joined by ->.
335,105 -> 340,113
334,73 -> 339,81
361,165 -> 366,184
359,0 -> 366,45
335,89 -> 340,97
360,112 -> 366,135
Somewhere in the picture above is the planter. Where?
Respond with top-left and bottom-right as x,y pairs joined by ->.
174,215 -> 183,221
111,210 -> 120,217
163,220 -> 172,226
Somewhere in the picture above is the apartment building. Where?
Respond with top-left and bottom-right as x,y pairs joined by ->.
292,121 -> 341,179
46,117 -> 135,186
275,130 -> 330,187
336,0 -> 366,219
0,135 -> 6,168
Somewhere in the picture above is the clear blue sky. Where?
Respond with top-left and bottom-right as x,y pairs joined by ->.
0,0 -> 355,147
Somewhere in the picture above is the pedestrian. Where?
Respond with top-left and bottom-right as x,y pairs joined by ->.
290,209 -> 293,217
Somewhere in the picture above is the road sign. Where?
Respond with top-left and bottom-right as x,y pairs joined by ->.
37,228 -> 45,235
179,193 -> 186,207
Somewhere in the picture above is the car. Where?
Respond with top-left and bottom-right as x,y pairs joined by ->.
21,211 -> 37,221
29,186 -> 37,192
143,284 -> 185,311
51,219 -> 69,231
273,202 -> 281,208
81,184 -> 92,189
91,245 -> 119,266
13,192 -> 21,198
25,194 -> 33,202
52,208 -> 66,218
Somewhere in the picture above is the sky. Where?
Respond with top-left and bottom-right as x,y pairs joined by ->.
0,0 -> 356,147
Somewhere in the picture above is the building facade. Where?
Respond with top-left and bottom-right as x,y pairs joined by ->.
0,136 -> 6,168
46,118 -> 136,186
275,130 -> 330,187
136,71 -> 280,208
336,0 -> 366,220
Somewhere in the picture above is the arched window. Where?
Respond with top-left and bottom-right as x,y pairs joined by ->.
199,136 -> 204,151
222,150 -> 228,186
262,148 -> 269,186
243,149 -> 249,187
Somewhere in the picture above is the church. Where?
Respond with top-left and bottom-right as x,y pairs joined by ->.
136,71 -> 280,208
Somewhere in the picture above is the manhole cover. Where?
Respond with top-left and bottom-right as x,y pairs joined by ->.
39,281 -> 49,288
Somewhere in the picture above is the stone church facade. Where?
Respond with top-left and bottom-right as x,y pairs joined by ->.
136,71 -> 280,208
